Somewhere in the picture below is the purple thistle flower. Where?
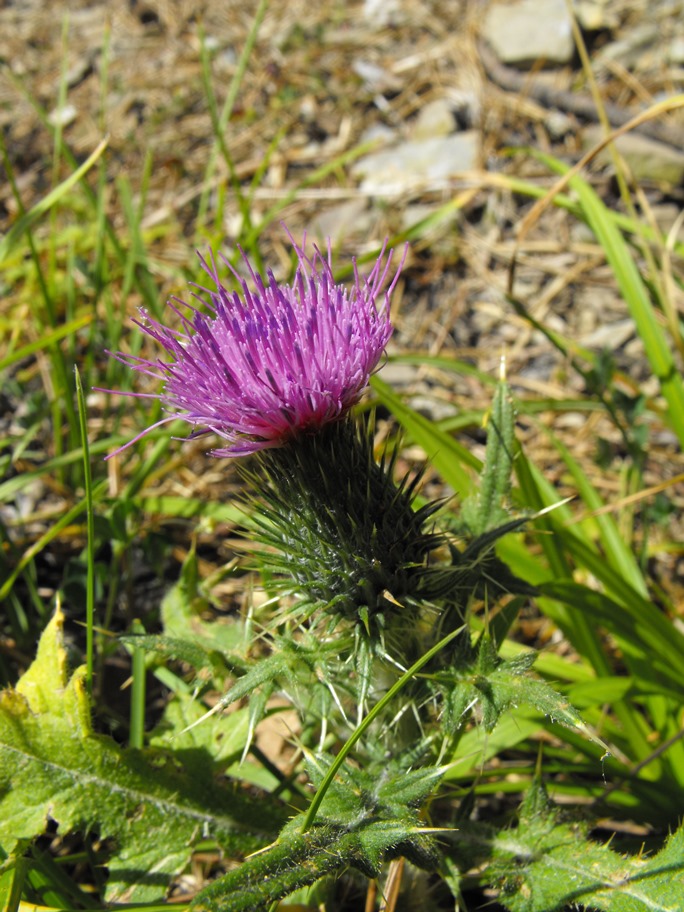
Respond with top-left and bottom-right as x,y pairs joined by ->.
104,234 -> 405,458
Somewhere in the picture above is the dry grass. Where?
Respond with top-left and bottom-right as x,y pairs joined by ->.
2,0 -> 684,601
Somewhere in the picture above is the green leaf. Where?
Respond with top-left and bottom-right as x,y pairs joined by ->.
487,784 -> 684,911
533,151 -> 684,449
441,637 -> 606,751
190,762 -> 441,912
462,377 -> 515,535
160,546 -> 246,655
0,608 -> 283,902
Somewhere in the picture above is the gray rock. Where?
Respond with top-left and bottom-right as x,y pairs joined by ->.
380,361 -> 421,388
594,24 -> 659,71
483,0 -> 574,66
411,98 -> 455,141
48,103 -> 77,127
408,395 -> 460,422
574,0 -> 621,31
668,36 -> 684,66
311,199 -> 373,244
583,125 -> 684,185
362,0 -> 403,28
352,131 -> 480,195
352,59 -> 403,93
359,123 -> 397,146
580,318 -> 635,351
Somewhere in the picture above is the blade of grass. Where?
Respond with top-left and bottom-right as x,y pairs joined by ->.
4,71 -> 163,323
567,3 -> 677,352
0,859 -> 24,912
92,22 -> 111,304
198,29 -> 258,264
389,353 -> 608,417
542,424 -> 648,598
0,315 -> 92,372
542,573 -> 684,695
28,844 -> 99,911
371,376 -> 478,497
478,164 -> 684,259
0,437 -> 128,504
74,367 -> 95,694
1,132 -> 85,472
0,138 -> 108,266
131,495 -> 245,525
512,95 -> 684,258
120,436 -> 174,501
129,619 -> 146,750
117,163 -> 163,321
534,152 -> 684,448
513,449 -> 655,762
0,480 -> 108,603
48,16 -> 71,284
388,352 -> 498,385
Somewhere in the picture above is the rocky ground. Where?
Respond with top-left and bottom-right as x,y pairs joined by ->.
2,0 -> 684,612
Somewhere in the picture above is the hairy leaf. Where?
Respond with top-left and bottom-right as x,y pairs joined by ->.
0,608 -> 284,902
495,785 -> 684,911
441,637 -> 606,751
190,760 -> 441,912
462,376 -> 515,535
448,780 -> 684,911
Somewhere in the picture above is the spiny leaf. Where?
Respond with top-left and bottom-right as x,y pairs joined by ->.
190,763 -> 442,912
0,608 -> 283,902
118,632 -> 223,676
491,784 -> 684,911
149,692 -> 252,765
441,636 -> 606,751
462,375 -> 516,536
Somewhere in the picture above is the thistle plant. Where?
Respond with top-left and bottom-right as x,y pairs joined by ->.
107,234 -> 444,665
101,231 -> 596,910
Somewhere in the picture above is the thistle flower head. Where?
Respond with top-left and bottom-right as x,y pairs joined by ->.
107,233 -> 404,458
